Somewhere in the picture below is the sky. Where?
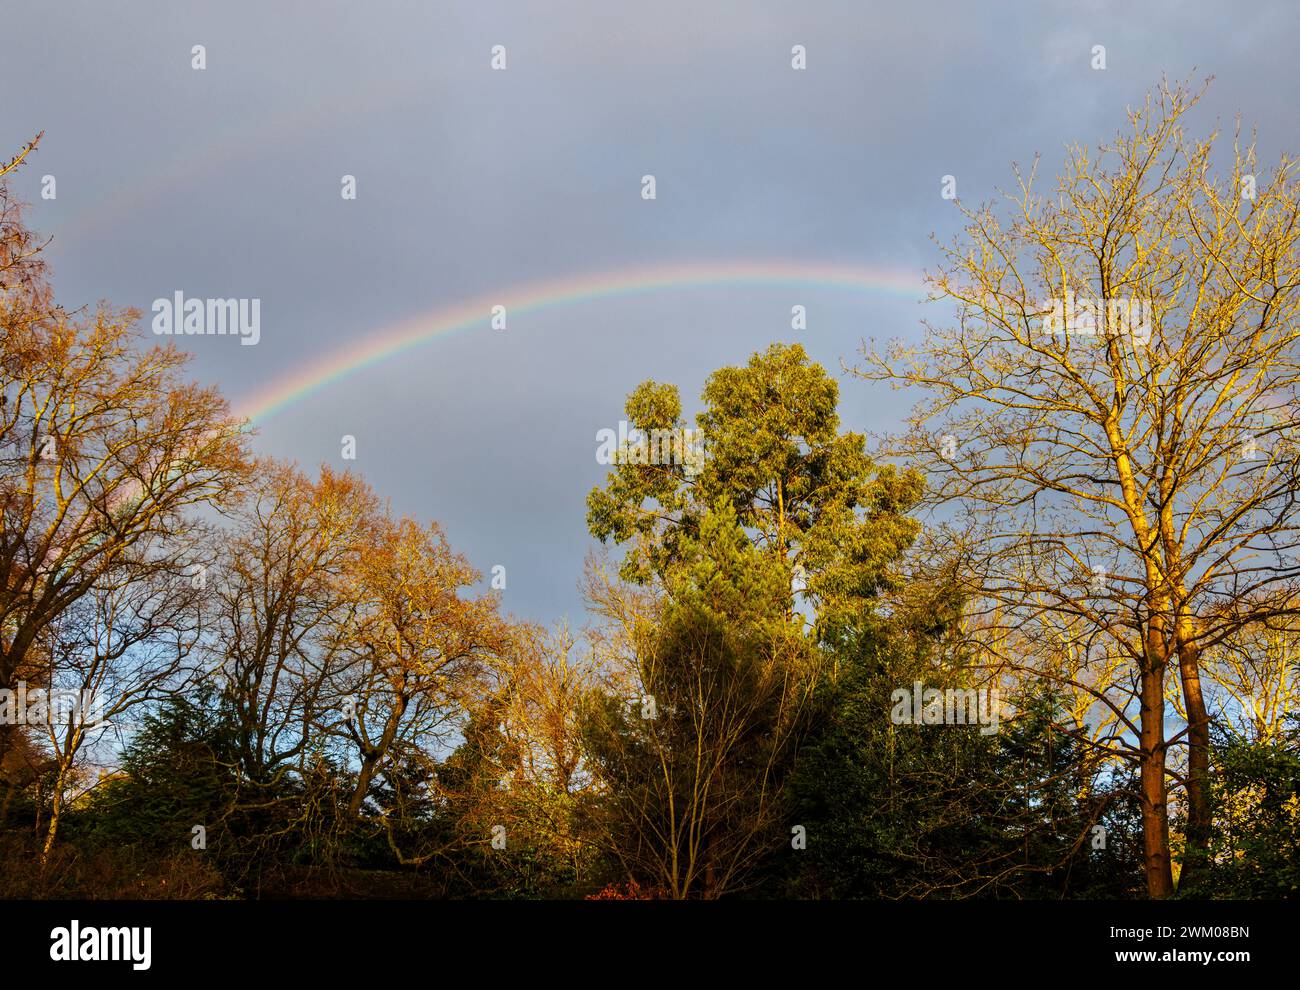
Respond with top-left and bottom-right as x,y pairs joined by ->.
3,0 -> 1299,628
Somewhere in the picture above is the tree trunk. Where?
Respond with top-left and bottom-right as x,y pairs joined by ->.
346,695 -> 406,818
1176,633 -> 1212,890
1138,627 -> 1174,897
40,775 -> 65,866
347,755 -> 380,818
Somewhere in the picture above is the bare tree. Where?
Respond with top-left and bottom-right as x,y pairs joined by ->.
205,461 -> 376,787
36,562 -> 202,859
857,78 -> 1300,896
1,163 -> 249,809
580,554 -> 813,899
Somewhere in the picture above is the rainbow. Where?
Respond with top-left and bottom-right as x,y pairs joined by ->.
235,259 -> 926,423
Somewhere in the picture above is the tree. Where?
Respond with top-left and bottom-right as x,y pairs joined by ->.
35,561 -> 205,860
580,504 -> 815,898
205,461 -> 376,788
337,513 -> 508,832
582,345 -> 924,896
86,689 -> 238,856
1,155 -> 249,853
491,622 -> 599,892
857,78 -> 1300,896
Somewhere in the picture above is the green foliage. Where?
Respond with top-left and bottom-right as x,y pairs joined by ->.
783,632 -> 1145,899
1187,731 -> 1300,898
661,500 -> 792,631
587,343 -> 923,644
81,690 -> 238,854
79,692 -> 356,893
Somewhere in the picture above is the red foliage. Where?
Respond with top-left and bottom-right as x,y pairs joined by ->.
584,880 -> 663,900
